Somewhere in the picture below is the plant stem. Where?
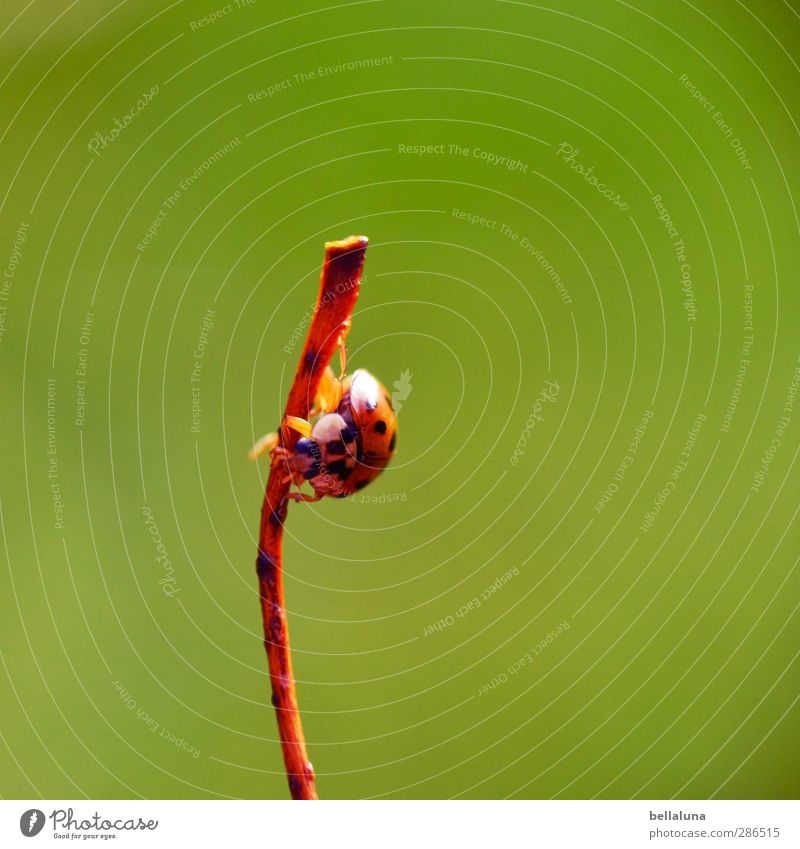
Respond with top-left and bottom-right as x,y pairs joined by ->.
256,236 -> 368,800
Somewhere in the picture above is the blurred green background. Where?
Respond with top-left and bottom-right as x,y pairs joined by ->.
1,0 -> 799,800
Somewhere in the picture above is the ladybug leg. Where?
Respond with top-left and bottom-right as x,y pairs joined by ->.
248,415 -> 312,460
318,320 -> 350,410
336,318 -> 351,379
249,439 -> 294,484
276,417 -> 316,483
286,490 -> 323,504
308,320 -> 349,416
311,366 -> 342,416
248,431 -> 279,460
282,415 -> 313,440
268,445 -> 311,491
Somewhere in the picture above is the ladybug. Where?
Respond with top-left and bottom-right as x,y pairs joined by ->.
250,366 -> 397,502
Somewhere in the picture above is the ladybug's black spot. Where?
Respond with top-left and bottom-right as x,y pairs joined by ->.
389,433 -> 396,452
326,439 -> 346,455
302,462 -> 321,480
373,420 -> 387,434
355,479 -> 369,491
271,692 -> 280,708
325,459 -> 351,479
340,423 -> 357,443
296,439 -> 321,476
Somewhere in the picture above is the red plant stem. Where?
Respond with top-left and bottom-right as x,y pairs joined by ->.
256,236 -> 367,800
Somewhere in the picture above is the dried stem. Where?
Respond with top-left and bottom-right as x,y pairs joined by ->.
256,236 -> 367,800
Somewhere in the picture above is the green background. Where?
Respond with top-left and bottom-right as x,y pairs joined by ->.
1,0 -> 799,800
